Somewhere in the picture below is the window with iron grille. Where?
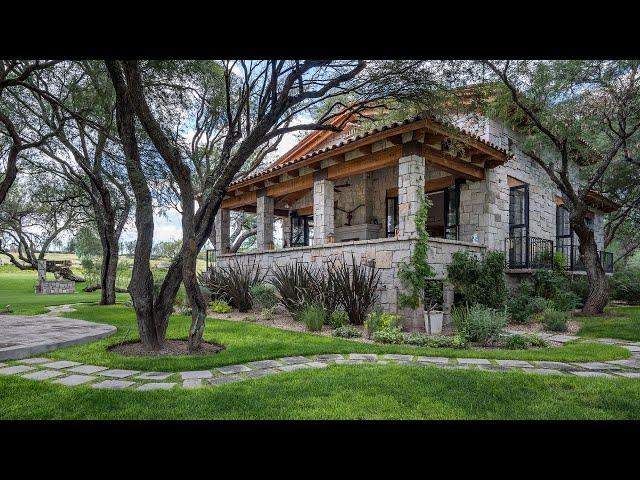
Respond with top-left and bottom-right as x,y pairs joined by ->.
508,184 -> 529,267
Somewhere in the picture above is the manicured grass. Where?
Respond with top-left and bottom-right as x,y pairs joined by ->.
0,271 -> 125,315
578,306 -> 640,342
43,303 -> 629,371
1,364 -> 639,419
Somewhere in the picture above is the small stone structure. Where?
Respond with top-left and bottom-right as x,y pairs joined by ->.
34,259 -> 75,295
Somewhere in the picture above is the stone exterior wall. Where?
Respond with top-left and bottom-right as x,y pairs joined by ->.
216,236 -> 485,325
36,281 -> 75,295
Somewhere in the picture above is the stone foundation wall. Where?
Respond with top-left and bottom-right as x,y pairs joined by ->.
215,236 -> 485,326
36,281 -> 75,295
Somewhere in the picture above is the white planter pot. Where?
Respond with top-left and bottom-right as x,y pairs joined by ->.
424,310 -> 443,335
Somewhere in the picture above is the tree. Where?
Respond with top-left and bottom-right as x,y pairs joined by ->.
474,60 -> 640,313
107,60 -> 433,351
0,173 -> 88,280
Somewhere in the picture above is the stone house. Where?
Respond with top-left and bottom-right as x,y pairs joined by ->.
212,111 -> 618,330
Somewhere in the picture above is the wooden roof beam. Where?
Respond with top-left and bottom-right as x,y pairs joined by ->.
422,144 -> 484,181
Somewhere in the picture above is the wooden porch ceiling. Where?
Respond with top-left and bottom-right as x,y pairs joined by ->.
221,116 -> 507,211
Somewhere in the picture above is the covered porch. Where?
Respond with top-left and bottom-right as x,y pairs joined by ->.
215,113 -> 510,256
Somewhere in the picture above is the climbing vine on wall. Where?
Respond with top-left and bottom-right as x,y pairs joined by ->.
398,184 -> 434,309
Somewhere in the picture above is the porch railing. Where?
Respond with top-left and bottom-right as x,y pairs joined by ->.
505,235 -> 555,269
505,236 -> 614,273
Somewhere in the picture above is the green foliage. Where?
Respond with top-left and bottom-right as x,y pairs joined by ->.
330,255 -> 381,325
70,226 -> 103,259
332,324 -> 362,338
372,326 -> 405,344
260,307 -> 275,321
151,240 -> 183,260
299,303 -> 325,332
404,333 -> 467,349
250,284 -> 279,309
398,194 -> 434,309
452,304 -> 507,344
542,309 -> 569,332
198,258 -> 266,312
504,334 -> 529,350
210,299 -> 232,314
610,268 -> 640,305
327,310 -> 349,328
568,276 -> 591,307
447,251 -> 507,309
365,310 -> 400,338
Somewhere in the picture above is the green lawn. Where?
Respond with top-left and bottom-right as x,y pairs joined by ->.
1,364 -> 638,419
578,306 -> 640,342
2,268 -> 640,420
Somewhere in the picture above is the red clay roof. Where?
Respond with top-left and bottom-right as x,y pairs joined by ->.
230,112 -> 509,188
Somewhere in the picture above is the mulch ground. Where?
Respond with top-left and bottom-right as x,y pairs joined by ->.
109,339 -> 225,357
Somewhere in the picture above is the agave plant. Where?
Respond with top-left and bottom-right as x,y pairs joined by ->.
198,258 -> 266,312
328,254 -> 381,325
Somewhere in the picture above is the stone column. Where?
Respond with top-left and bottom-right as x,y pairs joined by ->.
313,169 -> 334,246
281,215 -> 291,248
397,141 -> 425,238
256,190 -> 274,250
214,208 -> 231,254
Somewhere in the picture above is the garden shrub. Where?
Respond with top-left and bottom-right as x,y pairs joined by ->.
542,308 -> 569,332
550,290 -> 580,313
372,326 -> 405,344
610,268 -> 640,305
568,276 -> 591,307
452,304 -> 507,344
260,307 -> 275,321
210,299 -> 232,314
332,324 -> 362,338
250,284 -> 279,309
447,250 -> 507,309
299,303 -> 325,332
525,334 -> 548,348
330,254 -> 381,325
404,332 -> 467,349
327,310 -> 349,328
364,310 -> 400,338
504,334 -> 529,350
198,258 -> 265,312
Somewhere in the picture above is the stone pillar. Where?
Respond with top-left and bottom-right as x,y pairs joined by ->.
282,216 -> 291,248
256,190 -> 274,250
37,259 -> 47,283
215,208 -> 231,254
397,141 -> 425,238
313,169 -> 334,246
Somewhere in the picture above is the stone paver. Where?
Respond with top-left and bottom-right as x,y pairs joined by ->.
246,360 -> 283,370
523,368 -> 565,376
99,369 -> 140,378
246,368 -> 281,379
183,379 -> 203,389
607,359 -> 640,368
68,365 -> 109,374
136,372 -> 173,380
180,370 -> 212,380
569,371 -> 613,378
137,382 -> 176,391
217,364 -> 251,375
16,357 -> 52,364
496,360 -> 533,368
383,354 -> 414,361
0,314 -> 116,360
0,365 -> 36,375
614,372 -> 640,378
316,354 -> 344,361
280,356 -> 312,365
573,362 -> 621,370
21,369 -> 65,380
547,335 -> 578,343
42,360 -> 82,370
92,379 -> 135,389
457,358 -> 491,365
416,356 -> 449,364
623,345 -> 640,352
279,363 -> 310,372
348,354 -> 377,362
208,375 -> 244,386
53,374 -> 96,386
307,361 -> 328,368
335,359 -> 362,365
0,362 -> 5,367
533,361 -> 575,370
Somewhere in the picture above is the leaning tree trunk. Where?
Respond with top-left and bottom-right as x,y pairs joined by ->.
573,220 -> 609,314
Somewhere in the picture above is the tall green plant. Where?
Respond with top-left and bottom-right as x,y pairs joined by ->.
398,192 -> 434,309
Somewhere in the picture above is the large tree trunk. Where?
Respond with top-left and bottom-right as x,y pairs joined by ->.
573,217 -> 609,314
107,60 -> 162,351
100,238 -> 119,305
0,146 -> 19,207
